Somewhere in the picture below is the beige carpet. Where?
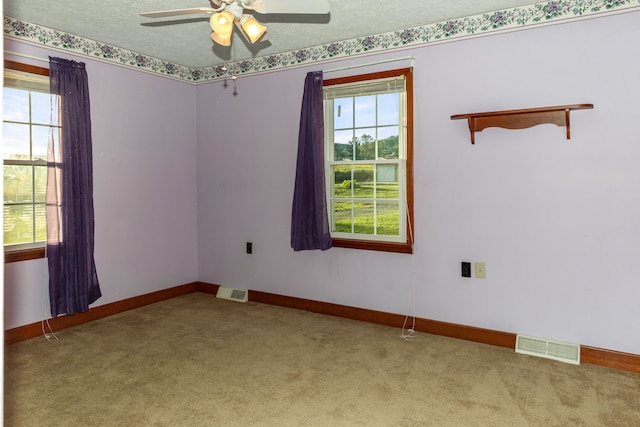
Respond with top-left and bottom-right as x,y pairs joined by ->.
5,293 -> 640,426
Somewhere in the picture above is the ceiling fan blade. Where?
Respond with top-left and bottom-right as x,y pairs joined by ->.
140,8 -> 217,18
258,0 -> 330,14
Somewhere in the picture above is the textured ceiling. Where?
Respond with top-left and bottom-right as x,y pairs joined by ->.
4,0 -> 541,69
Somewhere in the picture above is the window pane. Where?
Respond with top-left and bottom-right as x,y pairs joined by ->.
32,125 -> 50,161
34,165 -> 47,202
2,88 -> 29,122
377,126 -> 399,159
355,128 -> 375,160
4,165 -> 34,203
376,165 -> 399,199
4,66 -> 54,251
376,201 -> 400,236
353,202 -> 375,235
31,92 -> 56,125
35,203 -> 46,242
324,69 -> 411,248
332,201 -> 352,233
334,130 -> 354,161
354,95 -> 375,128
3,204 -> 34,245
332,165 -> 353,197
378,93 -> 400,126
353,164 -> 373,198
3,123 -> 30,160
334,98 -> 353,129
51,95 -> 59,126
49,128 -> 62,161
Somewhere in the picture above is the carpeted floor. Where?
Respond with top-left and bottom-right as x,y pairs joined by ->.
5,292 -> 640,426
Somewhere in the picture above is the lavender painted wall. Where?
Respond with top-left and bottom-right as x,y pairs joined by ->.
4,12 -> 639,356
196,13 -> 640,355
4,40 -> 198,329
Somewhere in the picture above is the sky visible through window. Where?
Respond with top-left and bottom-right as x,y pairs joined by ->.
333,93 -> 399,147
3,88 -> 57,160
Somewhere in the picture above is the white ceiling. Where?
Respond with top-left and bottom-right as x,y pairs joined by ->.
4,0 -> 541,69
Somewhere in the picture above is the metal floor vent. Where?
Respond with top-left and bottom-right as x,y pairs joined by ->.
216,286 -> 248,303
515,335 -> 580,365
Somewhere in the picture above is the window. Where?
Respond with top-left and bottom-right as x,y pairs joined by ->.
323,68 -> 413,253
3,61 -> 58,262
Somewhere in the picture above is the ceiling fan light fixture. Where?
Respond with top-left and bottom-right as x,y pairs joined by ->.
210,10 -> 234,35
141,0 -> 330,48
240,14 -> 266,43
211,31 -> 232,47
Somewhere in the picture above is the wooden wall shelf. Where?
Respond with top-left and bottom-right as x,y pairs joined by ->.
451,104 -> 594,144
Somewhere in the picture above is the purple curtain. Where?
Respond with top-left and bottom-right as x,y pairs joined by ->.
47,57 -> 101,317
291,71 -> 332,251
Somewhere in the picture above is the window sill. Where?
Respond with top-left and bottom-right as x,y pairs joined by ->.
5,247 -> 46,263
331,238 -> 413,254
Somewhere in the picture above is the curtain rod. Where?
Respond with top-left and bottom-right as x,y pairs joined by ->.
323,56 -> 414,74
4,50 -> 49,63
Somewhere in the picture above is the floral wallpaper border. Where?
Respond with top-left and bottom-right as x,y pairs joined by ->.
4,0 -> 640,83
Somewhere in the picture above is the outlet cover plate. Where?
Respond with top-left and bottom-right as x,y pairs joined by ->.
475,262 -> 486,279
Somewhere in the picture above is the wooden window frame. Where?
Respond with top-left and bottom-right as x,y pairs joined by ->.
323,68 -> 414,254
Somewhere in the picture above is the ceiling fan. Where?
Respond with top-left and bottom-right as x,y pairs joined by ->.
141,0 -> 330,46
